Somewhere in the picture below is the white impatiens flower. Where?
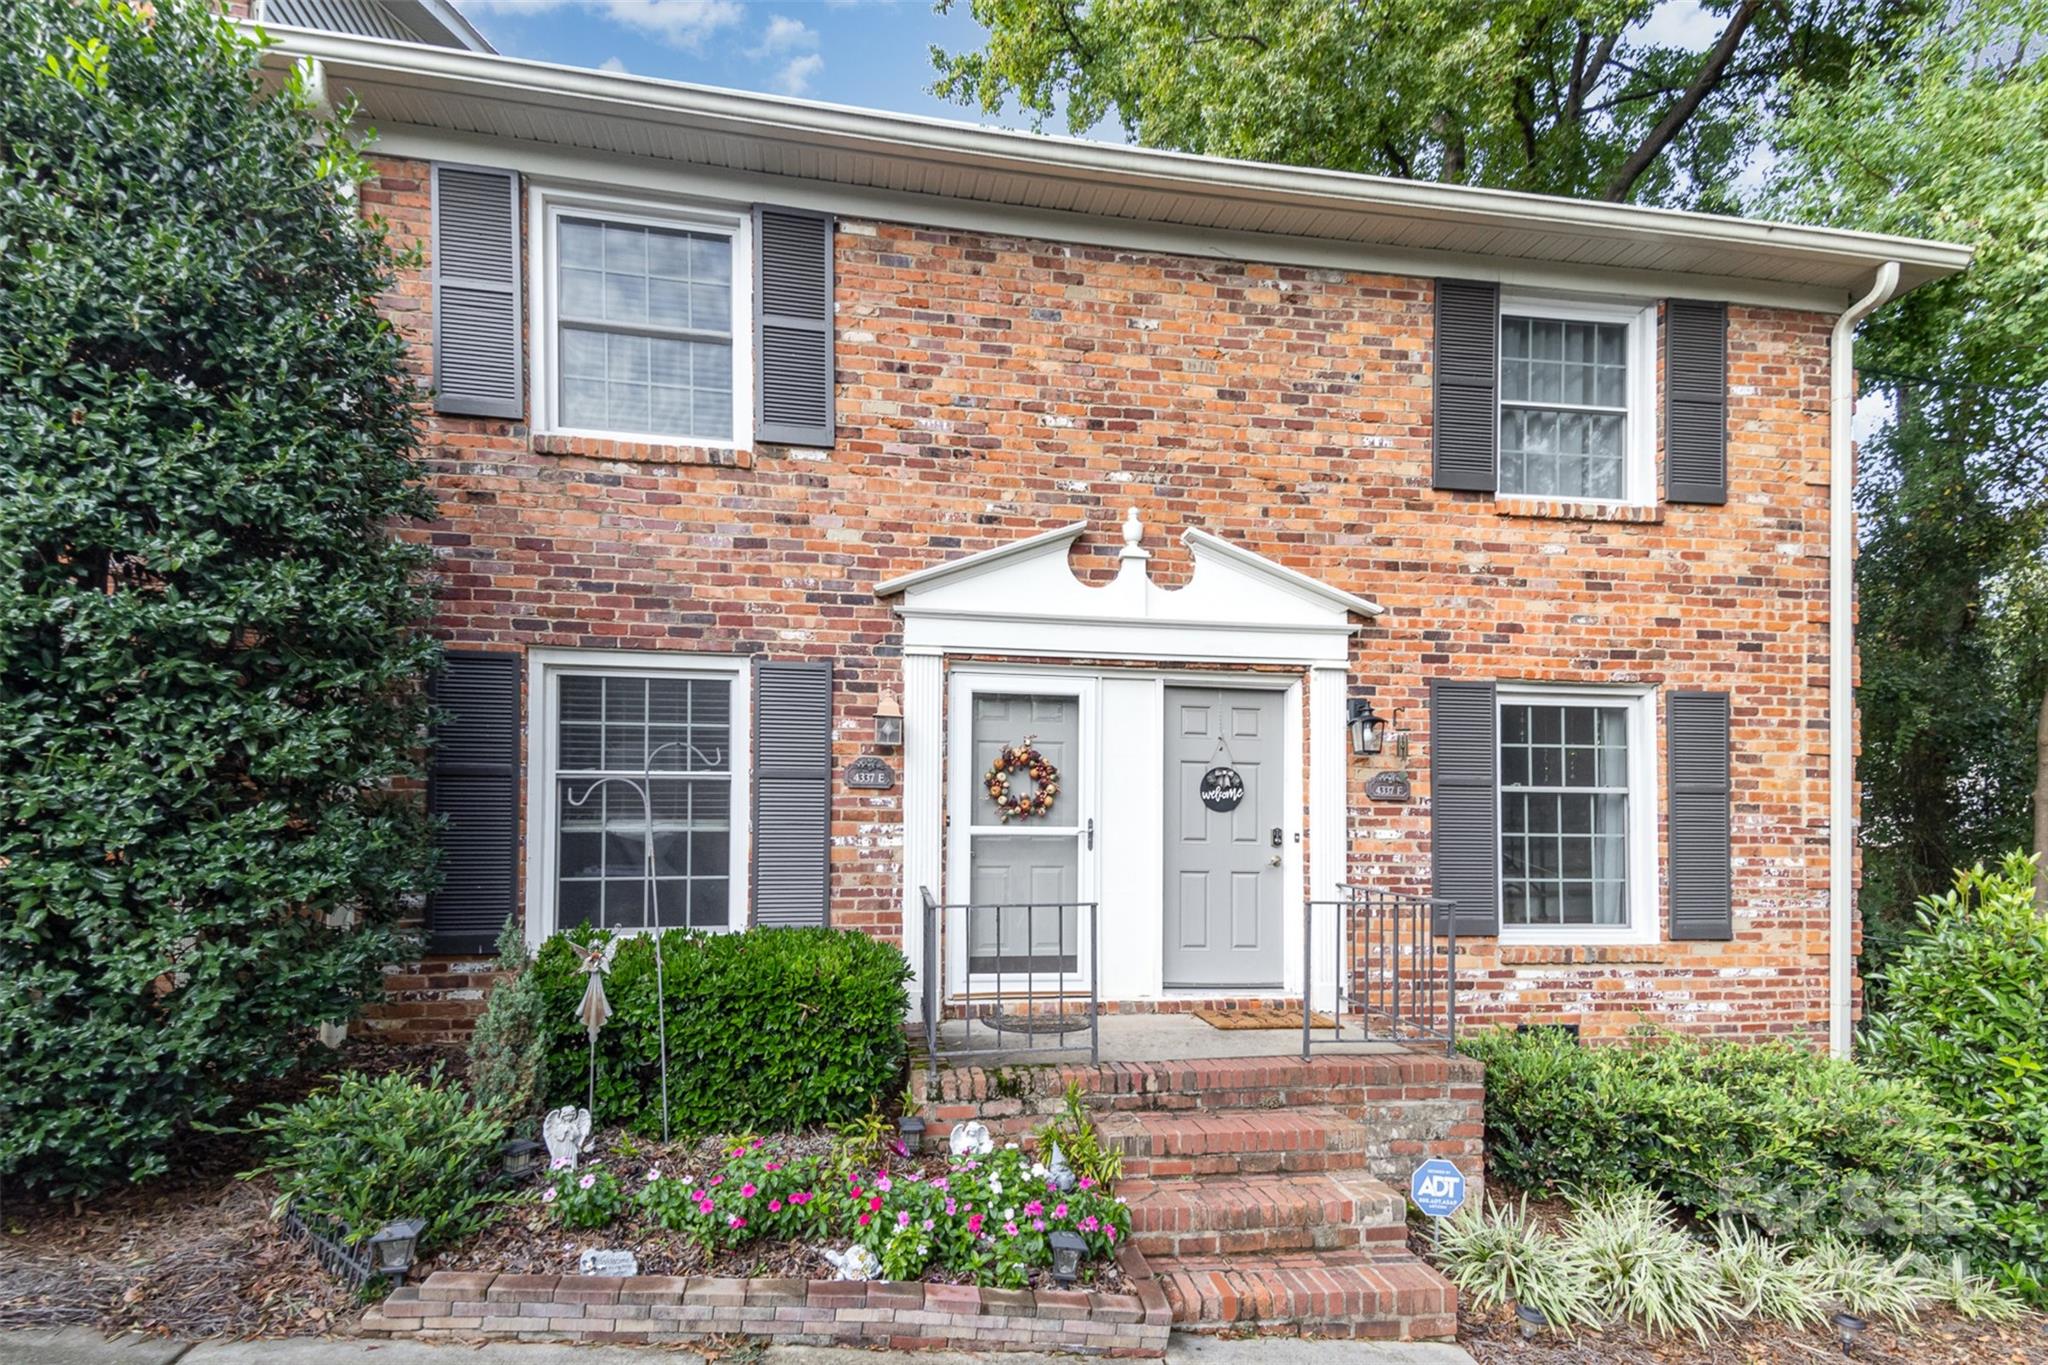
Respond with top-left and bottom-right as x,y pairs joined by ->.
1030,1162 -> 1048,1178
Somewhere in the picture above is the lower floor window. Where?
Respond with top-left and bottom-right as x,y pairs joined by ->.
1499,694 -> 1640,930
547,665 -> 740,933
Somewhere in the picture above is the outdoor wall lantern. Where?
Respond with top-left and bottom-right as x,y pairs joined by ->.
1047,1229 -> 1088,1287
875,692 -> 905,749
1347,698 -> 1387,758
896,1111 -> 926,1148
366,1217 -> 427,1284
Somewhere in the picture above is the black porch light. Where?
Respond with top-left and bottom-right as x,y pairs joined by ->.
897,1111 -> 926,1148
365,1217 -> 427,1283
1347,698 -> 1387,757
1047,1229 -> 1088,1287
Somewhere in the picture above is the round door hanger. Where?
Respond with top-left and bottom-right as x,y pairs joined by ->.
1199,766 -> 1246,813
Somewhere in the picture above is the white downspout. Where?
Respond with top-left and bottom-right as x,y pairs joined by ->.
1829,261 -> 1900,1059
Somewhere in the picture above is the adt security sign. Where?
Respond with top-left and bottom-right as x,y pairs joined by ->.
1409,1159 -> 1466,1218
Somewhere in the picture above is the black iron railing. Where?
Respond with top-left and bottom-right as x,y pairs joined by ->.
920,887 -> 1100,1064
1301,884 -> 1458,1058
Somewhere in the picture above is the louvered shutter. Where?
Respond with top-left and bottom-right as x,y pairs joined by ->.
1664,300 -> 1728,504
432,164 -> 522,419
1668,691 -> 1734,940
1433,279 -> 1500,491
751,660 -> 833,926
752,206 -> 835,447
426,652 -> 521,954
1430,679 -> 1501,936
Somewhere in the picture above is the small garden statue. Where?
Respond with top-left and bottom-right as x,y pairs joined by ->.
1047,1141 -> 1076,1194
823,1244 -> 882,1281
948,1119 -> 994,1158
542,1105 -> 592,1169
568,936 -> 619,1114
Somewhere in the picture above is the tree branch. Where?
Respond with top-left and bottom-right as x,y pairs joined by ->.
1604,0 -> 1766,201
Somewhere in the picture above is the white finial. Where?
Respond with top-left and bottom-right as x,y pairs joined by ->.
1119,506 -> 1150,560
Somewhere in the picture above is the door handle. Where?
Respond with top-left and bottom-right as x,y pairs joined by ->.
1086,818 -> 1095,851
1268,852 -> 1283,868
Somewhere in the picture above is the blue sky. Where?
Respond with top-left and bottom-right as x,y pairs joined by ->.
455,0 -> 1021,127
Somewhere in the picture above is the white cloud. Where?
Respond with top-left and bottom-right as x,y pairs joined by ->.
752,14 -> 819,56
598,54 -> 630,72
460,0 -> 743,50
772,53 -> 825,95
1630,1 -> 1722,51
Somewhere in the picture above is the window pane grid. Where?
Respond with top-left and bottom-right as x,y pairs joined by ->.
1500,701 -> 1630,928
1499,315 -> 1630,500
556,215 -> 734,441
556,673 -> 732,933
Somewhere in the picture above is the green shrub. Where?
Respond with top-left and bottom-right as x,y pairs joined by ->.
0,0 -> 439,1195
242,1068 -> 506,1253
466,923 -> 549,1127
639,1137 -> 829,1249
533,926 -> 910,1136
1459,1026 -> 1967,1250
543,1160 -> 625,1231
1711,1223 -> 1831,1328
1863,852 -> 2048,1303
1032,1081 -> 1124,1186
1568,1187 -> 1733,1340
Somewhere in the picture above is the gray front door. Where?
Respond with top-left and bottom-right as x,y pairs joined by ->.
967,690 -> 1083,975
1163,686 -> 1285,989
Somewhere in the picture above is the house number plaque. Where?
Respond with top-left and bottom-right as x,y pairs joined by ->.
1367,771 -> 1413,803
843,756 -> 896,790
1199,766 -> 1246,813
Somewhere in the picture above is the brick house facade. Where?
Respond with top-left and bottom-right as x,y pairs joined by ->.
256,27 -> 1969,1051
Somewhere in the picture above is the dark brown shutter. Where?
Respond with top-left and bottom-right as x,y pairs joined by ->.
752,660 -> 832,926
753,206 -> 835,447
1433,279 -> 1500,491
426,652 -> 521,954
431,164 -> 523,419
1430,679 -> 1500,936
1668,691 -> 1734,940
1664,300 -> 1728,504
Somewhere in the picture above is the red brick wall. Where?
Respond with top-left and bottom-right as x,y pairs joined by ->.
356,157 -> 1849,1047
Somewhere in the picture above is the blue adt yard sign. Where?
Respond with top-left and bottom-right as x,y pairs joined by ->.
1409,1159 -> 1466,1218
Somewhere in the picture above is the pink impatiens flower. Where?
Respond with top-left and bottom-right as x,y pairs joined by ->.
790,1191 -> 812,1206
875,1175 -> 893,1193
1023,1200 -> 1043,1217
1105,1226 -> 1118,1243
1032,1219 -> 1045,1232
578,1173 -> 597,1191
769,1199 -> 784,1213
967,1213 -> 984,1235
1003,1221 -> 1019,1237
740,1182 -> 758,1198
728,1214 -> 746,1230
1079,1215 -> 1099,1233
1078,1177 -> 1095,1191
541,1188 -> 558,1203
1053,1203 -> 1068,1219
897,1211 -> 912,1229
857,1213 -> 872,1227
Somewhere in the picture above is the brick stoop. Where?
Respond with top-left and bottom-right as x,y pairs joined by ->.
921,1049 -> 1478,1341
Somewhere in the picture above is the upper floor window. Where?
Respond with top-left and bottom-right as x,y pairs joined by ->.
1498,297 -> 1655,504
533,189 -> 751,447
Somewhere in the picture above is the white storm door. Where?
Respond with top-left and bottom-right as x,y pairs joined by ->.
945,671 -> 1098,994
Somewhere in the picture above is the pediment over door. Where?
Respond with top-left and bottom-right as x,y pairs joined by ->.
875,511 -> 1381,665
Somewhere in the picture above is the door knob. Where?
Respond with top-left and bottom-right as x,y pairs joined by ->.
1268,853 -> 1283,867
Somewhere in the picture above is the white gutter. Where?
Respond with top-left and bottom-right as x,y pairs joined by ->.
1829,261 -> 1901,1059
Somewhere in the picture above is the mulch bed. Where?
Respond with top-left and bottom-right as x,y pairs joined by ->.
1459,1302 -> 2048,1363
0,1039 -> 458,1339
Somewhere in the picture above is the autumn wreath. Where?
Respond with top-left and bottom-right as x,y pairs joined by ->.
983,741 -> 1060,822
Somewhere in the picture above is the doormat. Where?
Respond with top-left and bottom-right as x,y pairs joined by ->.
1192,1007 -> 1335,1030
981,1011 -> 1097,1036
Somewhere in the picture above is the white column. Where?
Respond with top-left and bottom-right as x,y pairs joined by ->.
1308,665 -> 1349,1013
901,650 -> 945,1022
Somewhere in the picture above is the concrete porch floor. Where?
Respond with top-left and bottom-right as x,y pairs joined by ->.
917,1011 -> 1430,1067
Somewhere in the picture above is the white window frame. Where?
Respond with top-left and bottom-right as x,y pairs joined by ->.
523,648 -> 752,949
1497,293 -> 1658,507
527,184 -> 754,449
1496,683 -> 1659,946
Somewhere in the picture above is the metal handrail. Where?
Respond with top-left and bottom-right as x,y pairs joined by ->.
1302,884 -> 1459,1058
920,887 -> 1100,1065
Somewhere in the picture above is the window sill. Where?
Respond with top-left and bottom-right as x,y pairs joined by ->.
533,432 -> 754,469
1489,942 -> 1666,965
1495,498 -> 1663,525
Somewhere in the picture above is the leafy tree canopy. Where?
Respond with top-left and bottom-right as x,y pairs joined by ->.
0,0 -> 439,1195
933,0 -> 1932,207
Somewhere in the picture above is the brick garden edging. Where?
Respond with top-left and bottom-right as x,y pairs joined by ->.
358,1245 -> 1172,1355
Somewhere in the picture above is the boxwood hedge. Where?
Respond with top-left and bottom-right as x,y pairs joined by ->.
533,926 -> 911,1136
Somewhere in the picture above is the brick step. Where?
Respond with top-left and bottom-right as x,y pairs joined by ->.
1153,1247 -> 1458,1341
1097,1107 -> 1368,1178
931,1053 -> 1476,1115
1123,1171 -> 1407,1257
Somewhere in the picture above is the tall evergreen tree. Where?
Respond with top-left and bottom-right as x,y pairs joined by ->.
0,0 -> 440,1194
